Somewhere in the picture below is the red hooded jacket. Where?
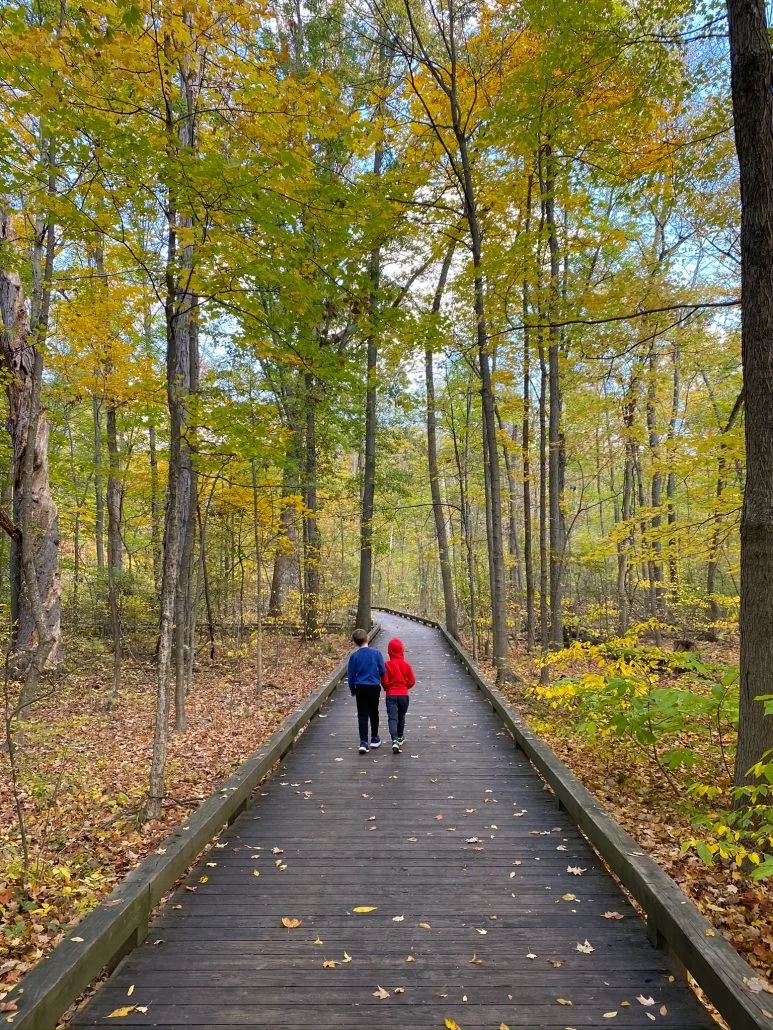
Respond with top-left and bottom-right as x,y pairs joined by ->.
381,638 -> 415,697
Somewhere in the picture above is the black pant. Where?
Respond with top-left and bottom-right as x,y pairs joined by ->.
386,695 -> 409,740
354,685 -> 380,742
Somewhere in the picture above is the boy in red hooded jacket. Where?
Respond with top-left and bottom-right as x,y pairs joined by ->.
381,638 -> 415,753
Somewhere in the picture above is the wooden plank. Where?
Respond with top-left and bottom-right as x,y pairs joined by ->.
71,612 -> 717,1030
378,607 -> 773,1030
10,628 -> 381,1030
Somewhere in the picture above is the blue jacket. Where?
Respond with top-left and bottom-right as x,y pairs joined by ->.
347,645 -> 386,690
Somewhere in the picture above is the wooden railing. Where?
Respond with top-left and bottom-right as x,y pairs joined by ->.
9,625 -> 381,1030
375,606 -> 773,1030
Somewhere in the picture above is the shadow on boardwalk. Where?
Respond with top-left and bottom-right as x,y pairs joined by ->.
73,612 -> 716,1029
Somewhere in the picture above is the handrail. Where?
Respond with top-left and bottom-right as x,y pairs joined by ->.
9,625 -> 380,1030
374,606 -> 773,1030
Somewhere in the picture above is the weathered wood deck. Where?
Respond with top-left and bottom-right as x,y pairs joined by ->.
73,612 -> 716,1028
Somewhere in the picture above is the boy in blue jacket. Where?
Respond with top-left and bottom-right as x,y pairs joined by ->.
347,628 -> 386,753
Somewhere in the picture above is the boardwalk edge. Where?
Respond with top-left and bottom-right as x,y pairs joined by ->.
375,605 -> 773,1030
10,624 -> 381,1030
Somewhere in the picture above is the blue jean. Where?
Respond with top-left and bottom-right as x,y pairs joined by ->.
386,695 -> 409,740
354,685 -> 380,742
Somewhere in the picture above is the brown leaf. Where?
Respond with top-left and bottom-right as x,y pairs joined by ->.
281,917 -> 302,929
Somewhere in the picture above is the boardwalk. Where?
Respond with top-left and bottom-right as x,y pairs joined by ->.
74,612 -> 716,1029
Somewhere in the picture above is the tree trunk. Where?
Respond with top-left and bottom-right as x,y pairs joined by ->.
303,373 -> 322,638
425,243 -> 460,639
0,211 -> 61,678
268,450 -> 301,620
355,77 -> 386,631
538,340 -> 549,667
666,345 -> 680,603
105,405 -> 122,706
93,397 -> 105,572
725,0 -> 773,786
148,46 -> 201,816
149,421 -> 161,601
542,145 -> 566,648
646,347 -> 664,620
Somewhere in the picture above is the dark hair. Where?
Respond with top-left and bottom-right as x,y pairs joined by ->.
352,628 -> 368,646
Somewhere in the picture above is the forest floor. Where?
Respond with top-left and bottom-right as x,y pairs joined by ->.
489,635 -> 773,986
0,630 -> 350,993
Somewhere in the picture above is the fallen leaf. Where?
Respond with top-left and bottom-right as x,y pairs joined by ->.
313,937 -> 323,945
393,915 -> 404,922
272,847 -> 283,855
526,952 -> 537,960
576,940 -> 594,954
475,928 -> 487,935
322,960 -> 338,968
127,985 -> 134,997
548,959 -> 564,968
469,953 -> 483,964
603,912 -> 623,920
557,998 -> 573,1006
435,814 -> 444,821
108,1007 -> 137,1018
706,928 -> 715,937
394,986 -> 405,994
281,917 -> 302,929
343,952 -> 352,963
499,1025 -> 510,1030
745,977 -> 771,994
198,876 -> 208,883
603,1012 -> 618,1019
659,1006 -> 668,1016
353,906 -> 377,913
373,986 -> 390,999
419,922 -> 432,929
636,996 -> 655,1007
70,937 -> 84,943
562,893 -> 577,902
466,837 -> 481,844
567,866 -> 586,876
444,1019 -> 461,1030
252,870 -> 260,878
205,862 -> 217,868
406,955 -> 415,962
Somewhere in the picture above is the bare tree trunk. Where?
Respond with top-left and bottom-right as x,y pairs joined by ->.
93,397 -> 105,572
522,181 -> 536,651
448,383 -> 478,658
542,145 -> 566,648
666,345 -> 680,602
425,243 -> 459,639
268,447 -> 301,619
0,211 -> 61,679
303,373 -> 321,638
646,347 -> 664,624
538,340 -> 549,665
148,43 -> 201,817
149,422 -> 161,600
356,120 -> 384,632
251,458 -> 264,688
105,405 -> 122,706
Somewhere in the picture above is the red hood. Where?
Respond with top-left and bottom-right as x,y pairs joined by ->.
387,638 -> 405,660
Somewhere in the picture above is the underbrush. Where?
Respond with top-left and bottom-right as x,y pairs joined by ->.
499,629 -> 773,976
0,631 -> 348,988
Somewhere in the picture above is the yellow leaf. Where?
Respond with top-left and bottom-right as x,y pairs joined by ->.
343,952 -> 352,963
199,876 -> 208,884
469,954 -> 483,964
108,1007 -> 137,1018
419,922 -> 431,929
444,1019 -> 461,1030
70,937 -> 84,943
281,917 -> 302,928
127,985 -> 134,997
253,870 -> 260,878
322,960 -> 338,968
313,937 -> 323,945
603,1012 -> 618,1019
557,998 -> 573,1006
353,906 -> 377,913
406,955 -> 415,962
500,1025 -> 510,1030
